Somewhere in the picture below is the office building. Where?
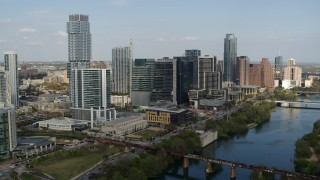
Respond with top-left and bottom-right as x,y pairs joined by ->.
217,60 -> 224,72
249,64 -> 262,86
145,105 -> 192,125
152,58 -> 174,103
287,58 -> 296,67
112,43 -> 133,94
236,56 -> 250,86
283,59 -> 302,87
4,51 -> 19,107
0,104 -> 17,159
261,58 -> 274,88
131,59 -> 155,106
172,56 -> 195,104
195,56 -> 219,91
185,49 -> 201,57
0,71 -> 8,104
223,34 -> 237,83
67,14 -> 91,77
70,69 -> 111,119
274,56 -> 283,80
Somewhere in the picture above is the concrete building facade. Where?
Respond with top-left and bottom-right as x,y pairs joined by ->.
236,56 -> 250,86
4,51 -> 19,107
112,44 -> 132,94
67,14 -> 91,77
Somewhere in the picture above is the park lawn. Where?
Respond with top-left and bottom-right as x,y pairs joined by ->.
134,129 -> 163,140
35,146 -> 120,180
35,153 -> 102,180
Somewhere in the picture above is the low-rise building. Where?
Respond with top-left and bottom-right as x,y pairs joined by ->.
35,117 -> 88,131
111,95 -> 131,107
145,105 -> 192,125
13,137 -> 56,158
99,115 -> 148,136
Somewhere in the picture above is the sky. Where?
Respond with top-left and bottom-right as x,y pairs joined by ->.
0,0 -> 320,64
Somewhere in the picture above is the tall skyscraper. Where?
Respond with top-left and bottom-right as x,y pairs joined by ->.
196,56 -> 215,90
70,69 -> 111,120
173,56 -> 195,105
112,43 -> 132,94
4,51 -> 19,107
249,64 -> 262,86
67,14 -> 91,78
0,103 -> 16,159
152,58 -> 174,102
223,34 -> 237,83
261,58 -> 274,88
274,56 -> 283,80
185,49 -> 201,57
131,59 -> 155,106
236,56 -> 250,86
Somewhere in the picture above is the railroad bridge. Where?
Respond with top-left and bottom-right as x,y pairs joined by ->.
94,137 -> 319,180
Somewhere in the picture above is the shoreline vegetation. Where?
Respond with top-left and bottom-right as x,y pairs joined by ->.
105,100 -> 277,179
205,101 -> 276,139
294,120 -> 320,176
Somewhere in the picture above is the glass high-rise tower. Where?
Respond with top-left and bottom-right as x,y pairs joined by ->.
274,56 -> 283,80
223,34 -> 237,83
67,14 -> 91,78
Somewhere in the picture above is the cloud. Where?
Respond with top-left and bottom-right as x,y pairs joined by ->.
157,36 -> 199,42
109,0 -> 127,6
19,28 -> 37,33
181,36 -> 198,41
55,31 -> 67,37
26,41 -> 43,45
0,39 -> 8,43
0,18 -> 12,23
57,41 -> 64,45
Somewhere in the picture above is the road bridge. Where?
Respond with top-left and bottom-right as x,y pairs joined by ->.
275,100 -> 320,109
94,137 -> 320,180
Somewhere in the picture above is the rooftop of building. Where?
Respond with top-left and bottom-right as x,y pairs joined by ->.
36,117 -> 88,125
102,115 -> 145,126
146,103 -> 188,113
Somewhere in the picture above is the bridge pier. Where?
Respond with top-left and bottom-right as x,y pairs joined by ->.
205,162 -> 213,174
230,165 -> 236,180
183,157 -> 189,177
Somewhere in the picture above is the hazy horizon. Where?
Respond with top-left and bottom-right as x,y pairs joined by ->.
1,0 -> 320,64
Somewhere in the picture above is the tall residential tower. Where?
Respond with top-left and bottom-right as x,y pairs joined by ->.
223,34 -> 237,83
112,43 -> 133,94
4,51 -> 19,107
67,14 -> 91,77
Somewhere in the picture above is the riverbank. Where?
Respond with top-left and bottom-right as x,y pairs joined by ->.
294,120 -> 320,176
205,101 -> 276,139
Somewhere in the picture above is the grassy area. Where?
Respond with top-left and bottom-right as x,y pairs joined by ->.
33,145 -> 120,180
133,129 -> 164,140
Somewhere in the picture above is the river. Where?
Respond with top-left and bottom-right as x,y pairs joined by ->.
161,96 -> 320,180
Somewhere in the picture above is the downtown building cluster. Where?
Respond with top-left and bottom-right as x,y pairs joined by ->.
67,14 -> 307,113
0,14 -> 309,159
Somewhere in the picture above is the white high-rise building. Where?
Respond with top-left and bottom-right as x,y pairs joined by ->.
70,69 -> 111,120
112,43 -> 133,94
4,51 -> 19,107
67,14 -> 91,78
283,58 -> 302,88
0,103 -> 17,159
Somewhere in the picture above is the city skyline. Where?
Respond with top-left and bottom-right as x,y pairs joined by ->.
0,0 -> 320,64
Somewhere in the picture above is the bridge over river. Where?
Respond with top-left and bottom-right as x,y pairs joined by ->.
94,137 -> 320,180
275,100 -> 320,109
